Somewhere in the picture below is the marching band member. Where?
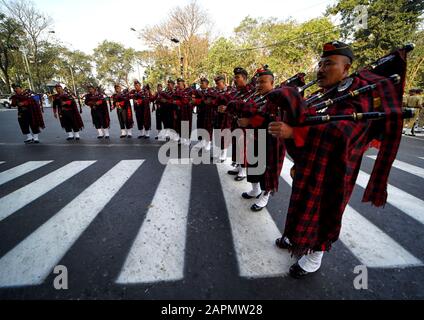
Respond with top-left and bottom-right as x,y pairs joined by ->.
226,67 -> 255,181
111,84 -> 134,138
11,83 -> 45,144
84,85 -> 111,139
269,41 -> 406,279
238,68 -> 286,211
130,80 -> 152,139
152,84 -> 165,140
52,84 -> 84,141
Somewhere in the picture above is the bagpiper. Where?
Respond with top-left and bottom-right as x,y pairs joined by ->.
10,83 -> 45,143
52,84 -> 84,141
84,85 -> 111,139
111,84 -> 134,138
130,80 -> 152,139
269,41 -> 406,279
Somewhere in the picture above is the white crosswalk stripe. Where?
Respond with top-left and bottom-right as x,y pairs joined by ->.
367,156 -> 424,179
0,161 -> 96,222
0,161 -> 53,186
0,160 -> 144,288
419,157 -> 424,160
217,161 -> 295,278
117,160 -> 192,284
281,158 -> 422,268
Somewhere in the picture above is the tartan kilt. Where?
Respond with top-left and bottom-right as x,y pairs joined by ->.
202,105 -> 216,137
91,103 -> 110,128
143,101 -> 151,129
31,103 -> 45,130
246,129 -> 285,193
59,104 -> 84,130
125,103 -> 134,128
176,104 -> 192,135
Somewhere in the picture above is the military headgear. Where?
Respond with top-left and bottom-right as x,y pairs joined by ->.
321,41 -> 355,63
233,67 -> 248,78
214,75 -> 225,83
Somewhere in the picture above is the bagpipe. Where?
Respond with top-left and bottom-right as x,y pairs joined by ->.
110,90 -> 130,111
304,44 -> 415,107
268,44 -> 416,126
97,86 -> 112,111
63,87 -> 83,113
129,88 -> 152,107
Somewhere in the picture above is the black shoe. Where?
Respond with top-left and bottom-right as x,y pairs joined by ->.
251,203 -> 265,212
242,192 -> 261,200
75,137 -> 80,141
127,135 -> 132,139
289,263 -> 315,279
144,136 -> 149,139
227,170 -> 239,176
155,136 -> 159,140
24,139 -> 34,144
138,136 -> 144,139
275,237 -> 291,250
234,176 -> 246,182
105,136 -> 110,139
120,135 -> 126,139
33,140 -> 40,144
67,137 -> 74,141
97,136 -> 104,139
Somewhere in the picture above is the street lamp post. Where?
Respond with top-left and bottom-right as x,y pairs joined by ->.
20,47 -> 34,91
171,38 -> 183,78
130,28 -> 144,81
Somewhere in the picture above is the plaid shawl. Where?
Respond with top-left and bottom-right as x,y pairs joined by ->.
11,94 -> 45,130
53,93 -> 84,130
280,49 -> 406,256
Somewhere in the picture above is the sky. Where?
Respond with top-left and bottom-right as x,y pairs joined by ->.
35,0 -> 338,54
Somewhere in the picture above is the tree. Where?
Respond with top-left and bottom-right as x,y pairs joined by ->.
0,12 -> 24,92
1,0 -> 53,91
327,0 -> 424,66
54,47 -> 96,94
140,0 -> 211,82
93,40 -> 137,88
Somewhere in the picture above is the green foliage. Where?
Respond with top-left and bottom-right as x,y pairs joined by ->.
92,40 -> 137,88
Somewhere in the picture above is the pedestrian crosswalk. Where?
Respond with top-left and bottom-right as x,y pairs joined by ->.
0,155 -> 423,288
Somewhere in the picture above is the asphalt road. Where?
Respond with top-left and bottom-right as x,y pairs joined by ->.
0,105 -> 423,300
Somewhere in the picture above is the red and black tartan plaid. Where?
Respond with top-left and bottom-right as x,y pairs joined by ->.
194,88 -> 217,137
249,87 -> 306,192
53,94 -> 84,130
279,49 -> 406,256
85,93 -> 110,128
111,93 -> 134,128
173,88 -> 193,135
11,94 -> 45,130
130,89 -> 151,130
